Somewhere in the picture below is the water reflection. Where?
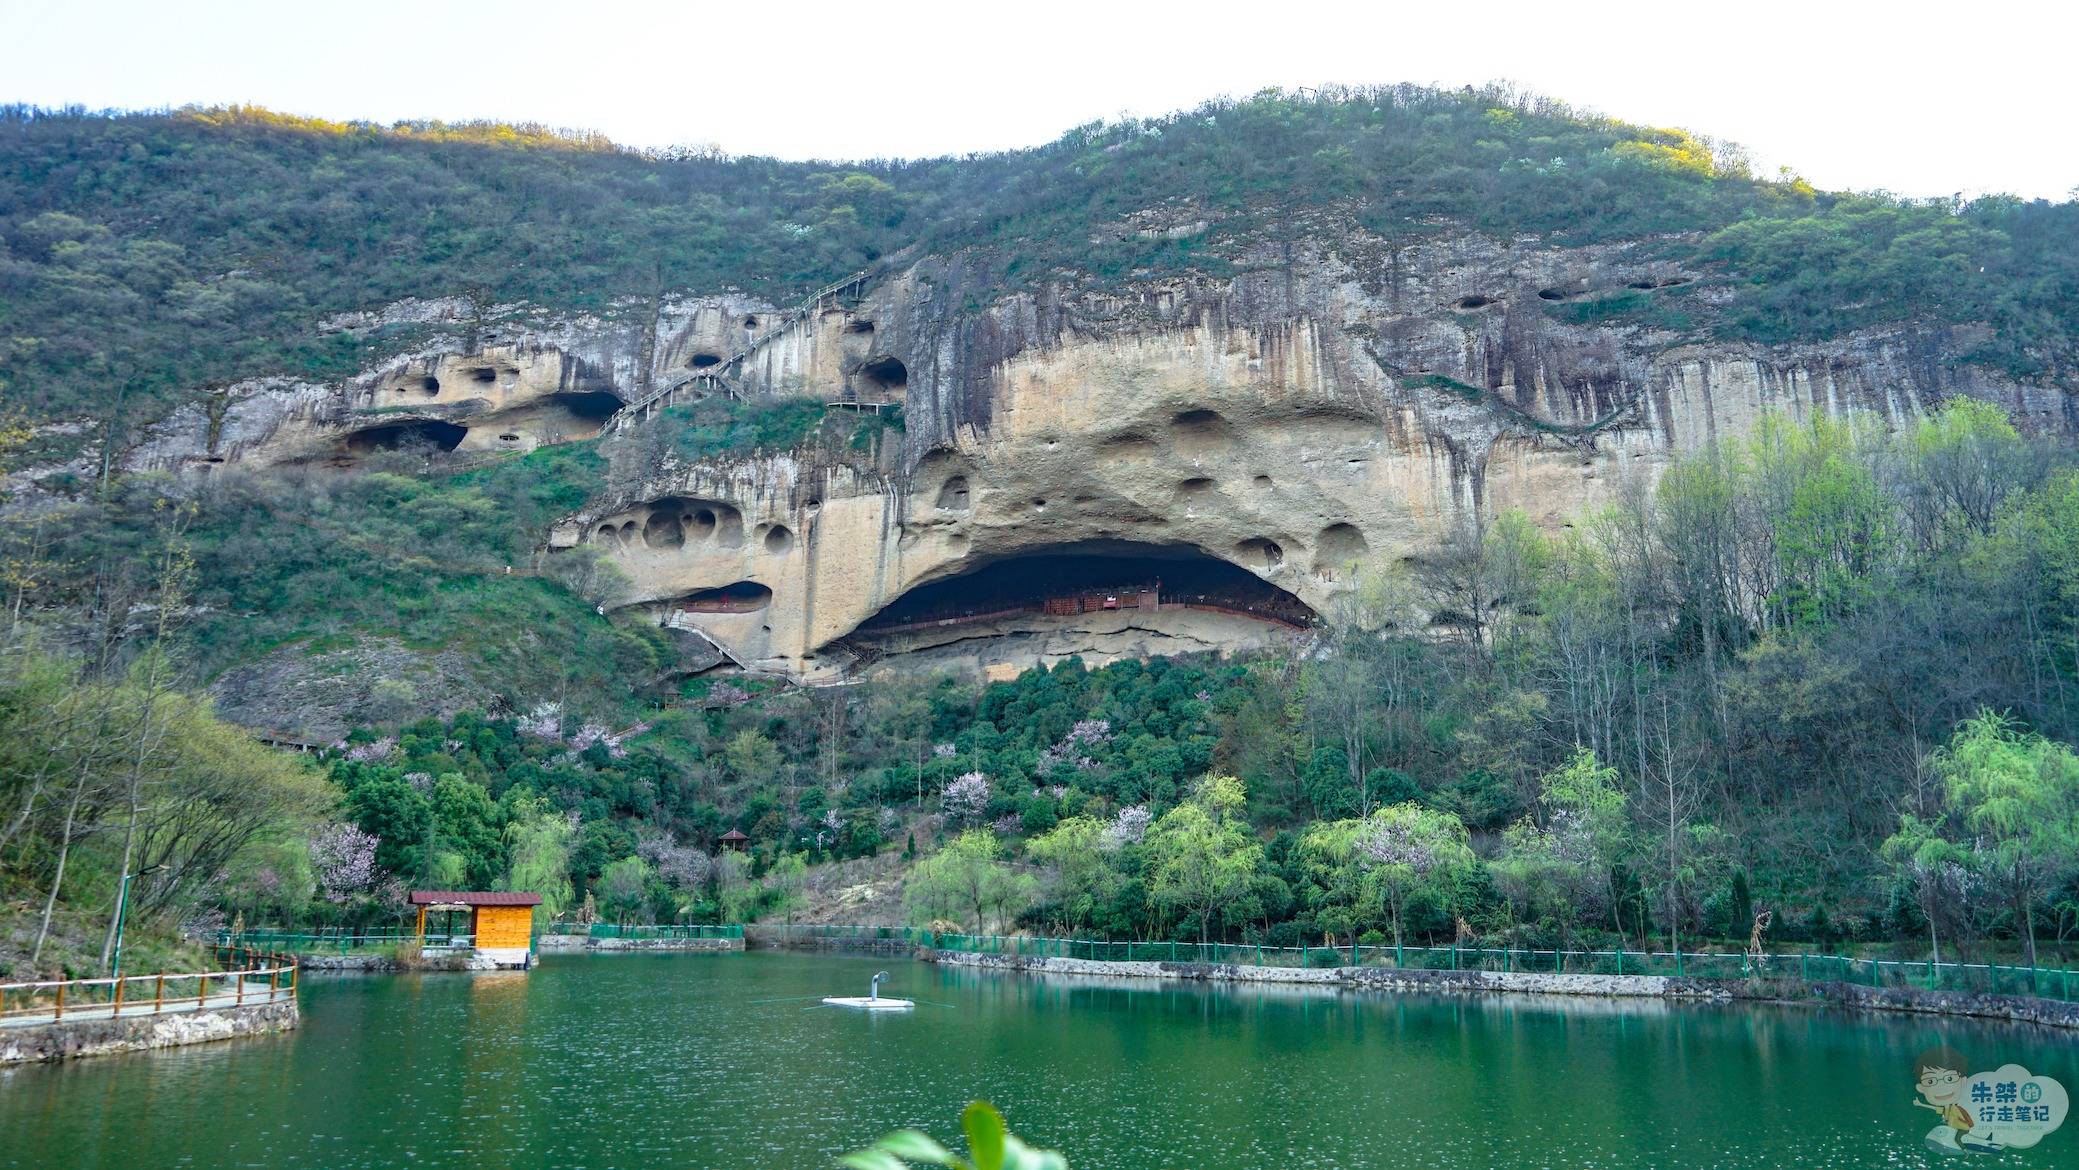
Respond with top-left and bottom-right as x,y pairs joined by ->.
2,951 -> 2073,1170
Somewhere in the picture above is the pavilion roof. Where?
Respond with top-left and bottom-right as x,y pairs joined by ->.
408,890 -> 543,907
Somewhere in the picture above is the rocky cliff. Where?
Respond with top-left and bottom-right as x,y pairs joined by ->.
125,216 -> 2076,684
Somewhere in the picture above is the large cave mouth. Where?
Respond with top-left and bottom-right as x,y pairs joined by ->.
341,419 -> 467,455
854,540 -> 1317,634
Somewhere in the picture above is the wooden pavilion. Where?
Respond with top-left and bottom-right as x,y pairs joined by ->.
408,890 -> 542,970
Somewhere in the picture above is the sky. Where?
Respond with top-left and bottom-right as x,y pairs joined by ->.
4,0 -> 2074,201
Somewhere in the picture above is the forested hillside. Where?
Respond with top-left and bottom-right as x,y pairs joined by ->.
5,86 -> 2076,439
3,87 -> 2077,981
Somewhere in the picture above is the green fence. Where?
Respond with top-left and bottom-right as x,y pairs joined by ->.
538,922 -> 744,941
924,934 -> 2079,1002
762,924 -> 937,946
214,929 -> 418,954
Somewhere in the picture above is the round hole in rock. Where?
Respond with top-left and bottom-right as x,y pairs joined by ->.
935,476 -> 972,510
1178,477 -> 1216,495
1313,522 -> 1371,574
858,355 -> 908,394
1236,537 -> 1284,567
1252,474 -> 1273,489
675,581 -> 773,613
1627,280 -> 1657,290
743,316 -> 760,329
471,367 -> 498,383
689,353 -> 722,368
595,525 -> 615,541
845,319 -> 876,333
619,521 -> 638,541
689,508 -> 718,538
1454,295 -> 1495,310
644,508 -> 685,549
420,376 -> 441,394
1537,288 -> 1575,302
1170,408 -> 1234,456
765,525 -> 794,554
1031,499 -> 1047,510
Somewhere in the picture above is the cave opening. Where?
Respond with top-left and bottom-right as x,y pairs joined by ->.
420,376 -> 442,394
552,391 -> 624,423
1454,295 -> 1495,310
471,367 -> 498,383
689,353 -> 722,368
858,355 -> 908,395
341,419 -> 468,455
854,540 -> 1317,634
673,581 -> 773,614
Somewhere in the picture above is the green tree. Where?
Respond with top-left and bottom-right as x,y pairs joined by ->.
1495,749 -> 1633,941
905,830 -> 1029,934
1930,709 -> 2079,966
598,854 -> 652,925
1025,816 -> 1120,935
503,796 -> 576,926
765,850 -> 812,927
1146,775 -> 1263,943
1880,814 -> 1976,967
1328,802 -> 1476,949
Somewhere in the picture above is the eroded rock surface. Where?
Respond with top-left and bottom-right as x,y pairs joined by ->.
125,224 -> 2076,684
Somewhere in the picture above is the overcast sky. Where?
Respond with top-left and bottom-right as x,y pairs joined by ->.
6,0 -> 2074,200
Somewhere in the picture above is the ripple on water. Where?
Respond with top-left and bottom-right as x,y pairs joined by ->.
1,952 -> 2069,1170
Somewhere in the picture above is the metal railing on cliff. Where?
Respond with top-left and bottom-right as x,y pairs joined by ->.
606,264 -> 885,433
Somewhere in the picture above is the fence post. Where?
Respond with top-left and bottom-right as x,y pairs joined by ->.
54,981 -> 65,1022
198,974 -> 208,1010
155,974 -> 165,1013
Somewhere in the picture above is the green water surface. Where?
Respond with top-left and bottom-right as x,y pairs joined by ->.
2,951 -> 2074,1168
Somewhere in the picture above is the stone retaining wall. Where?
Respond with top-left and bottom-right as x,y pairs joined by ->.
296,953 -> 403,972
926,951 -> 2079,1028
0,1000 -> 298,1065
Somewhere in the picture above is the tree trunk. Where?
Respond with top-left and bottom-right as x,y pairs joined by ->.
32,779 -> 90,963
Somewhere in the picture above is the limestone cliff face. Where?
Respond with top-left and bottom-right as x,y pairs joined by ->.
557,230 -> 2071,681
123,223 -> 2074,682
124,291 -> 779,469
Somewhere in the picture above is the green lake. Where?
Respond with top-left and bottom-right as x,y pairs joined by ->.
3,951 -> 2074,1168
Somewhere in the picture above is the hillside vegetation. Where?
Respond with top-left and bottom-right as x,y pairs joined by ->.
4,86 -> 2075,439
2,88 -> 2077,980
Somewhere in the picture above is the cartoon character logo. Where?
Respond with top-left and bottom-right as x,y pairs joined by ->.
1916,1047 -> 1979,1153
1914,1047 -> 2068,1155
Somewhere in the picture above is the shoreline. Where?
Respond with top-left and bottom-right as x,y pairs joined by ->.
920,948 -> 2079,1030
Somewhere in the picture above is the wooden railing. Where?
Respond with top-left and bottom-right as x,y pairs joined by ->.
0,947 -> 298,1027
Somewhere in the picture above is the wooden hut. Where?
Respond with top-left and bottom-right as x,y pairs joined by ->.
408,890 -> 543,969
718,829 -> 750,852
